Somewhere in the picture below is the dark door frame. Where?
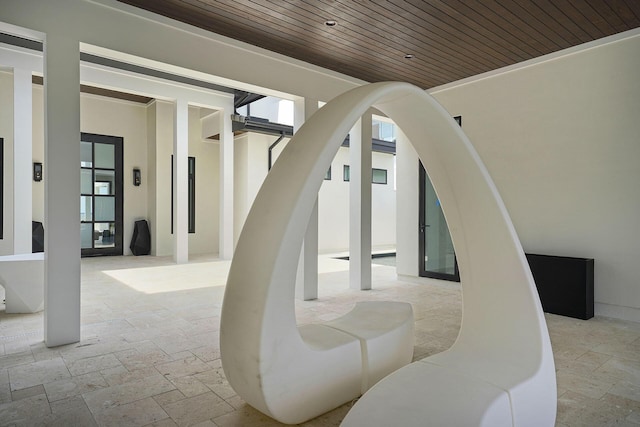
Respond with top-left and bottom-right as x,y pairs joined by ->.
81,132 -> 124,257
418,115 -> 461,282
418,161 -> 460,282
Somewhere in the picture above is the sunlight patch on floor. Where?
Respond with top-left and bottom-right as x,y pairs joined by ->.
102,260 -> 230,294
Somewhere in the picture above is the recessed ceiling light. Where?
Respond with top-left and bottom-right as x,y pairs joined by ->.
404,54 -> 415,59
324,20 -> 337,27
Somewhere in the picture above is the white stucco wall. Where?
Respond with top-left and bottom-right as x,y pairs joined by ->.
147,100 -> 173,256
31,81 -> 44,225
235,137 -> 396,254
0,71 -> 14,254
188,106 -> 219,255
371,151 -> 396,249
395,33 -> 640,322
233,132 -> 275,244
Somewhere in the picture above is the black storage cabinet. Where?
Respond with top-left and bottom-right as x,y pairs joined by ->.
526,253 -> 594,320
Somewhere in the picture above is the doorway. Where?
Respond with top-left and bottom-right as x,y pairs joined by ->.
418,162 -> 459,281
80,133 -> 124,256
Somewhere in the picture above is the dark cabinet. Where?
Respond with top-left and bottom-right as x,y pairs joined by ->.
526,254 -> 594,320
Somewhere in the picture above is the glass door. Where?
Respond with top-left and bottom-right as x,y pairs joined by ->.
80,133 -> 123,256
418,162 -> 459,282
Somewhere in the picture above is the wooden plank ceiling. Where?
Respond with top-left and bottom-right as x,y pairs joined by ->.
118,0 -> 640,90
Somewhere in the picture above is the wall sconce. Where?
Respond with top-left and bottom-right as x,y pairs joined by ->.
33,162 -> 43,181
133,168 -> 141,186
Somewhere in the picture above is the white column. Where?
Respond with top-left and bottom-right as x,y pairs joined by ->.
44,34 -> 81,347
295,97 -> 319,300
395,128 -> 420,277
219,103 -> 234,259
13,68 -> 32,254
349,113 -> 372,290
173,99 -> 189,264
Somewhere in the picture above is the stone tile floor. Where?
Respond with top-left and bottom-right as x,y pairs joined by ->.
0,254 -> 639,426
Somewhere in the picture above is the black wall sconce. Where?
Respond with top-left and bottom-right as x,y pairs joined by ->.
133,168 -> 141,186
33,162 -> 43,181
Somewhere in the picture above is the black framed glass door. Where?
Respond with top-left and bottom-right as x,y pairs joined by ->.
418,162 -> 459,281
80,133 -> 124,256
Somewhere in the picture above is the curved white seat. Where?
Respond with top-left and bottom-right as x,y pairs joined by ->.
220,82 -> 556,425
323,301 -> 414,393
0,253 -> 45,313
342,362 -> 513,427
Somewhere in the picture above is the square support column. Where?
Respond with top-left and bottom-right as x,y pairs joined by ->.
44,34 -> 81,347
173,99 -> 189,264
395,129 -> 420,277
295,97 -> 319,300
349,114 -> 373,290
219,103 -> 234,260
13,68 -> 33,254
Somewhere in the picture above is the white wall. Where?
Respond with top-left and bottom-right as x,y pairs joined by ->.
233,132 -> 274,243
371,151 -> 396,249
319,147 -> 396,253
318,147 -> 350,253
0,71 -> 14,254
412,33 -> 640,322
32,82 -> 44,225
188,106 -> 219,255
147,100 -> 173,256
234,137 -> 396,254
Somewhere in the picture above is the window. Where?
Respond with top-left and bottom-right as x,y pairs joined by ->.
325,166 -> 332,180
188,156 -> 195,233
171,155 -> 196,233
372,168 -> 388,185
239,96 -> 294,126
372,119 -> 396,142
344,165 -> 388,184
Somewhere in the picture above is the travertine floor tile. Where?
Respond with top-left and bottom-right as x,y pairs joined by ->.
8,357 -> 70,391
167,375 -> 210,398
92,396 -> 168,427
44,371 -> 108,402
83,373 -> 175,415
1,255 -> 639,426
44,395 -> 97,426
0,393 -> 51,425
162,391 -> 234,426
10,384 -> 44,401
66,352 -> 123,376
155,355 -> 210,379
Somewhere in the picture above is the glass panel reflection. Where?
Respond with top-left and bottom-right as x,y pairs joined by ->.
94,143 -> 114,169
94,170 -> 115,195
94,196 -> 115,221
81,223 -> 94,249
80,141 -> 92,167
80,196 -> 92,222
424,175 -> 456,276
81,169 -> 92,194
94,222 -> 115,248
